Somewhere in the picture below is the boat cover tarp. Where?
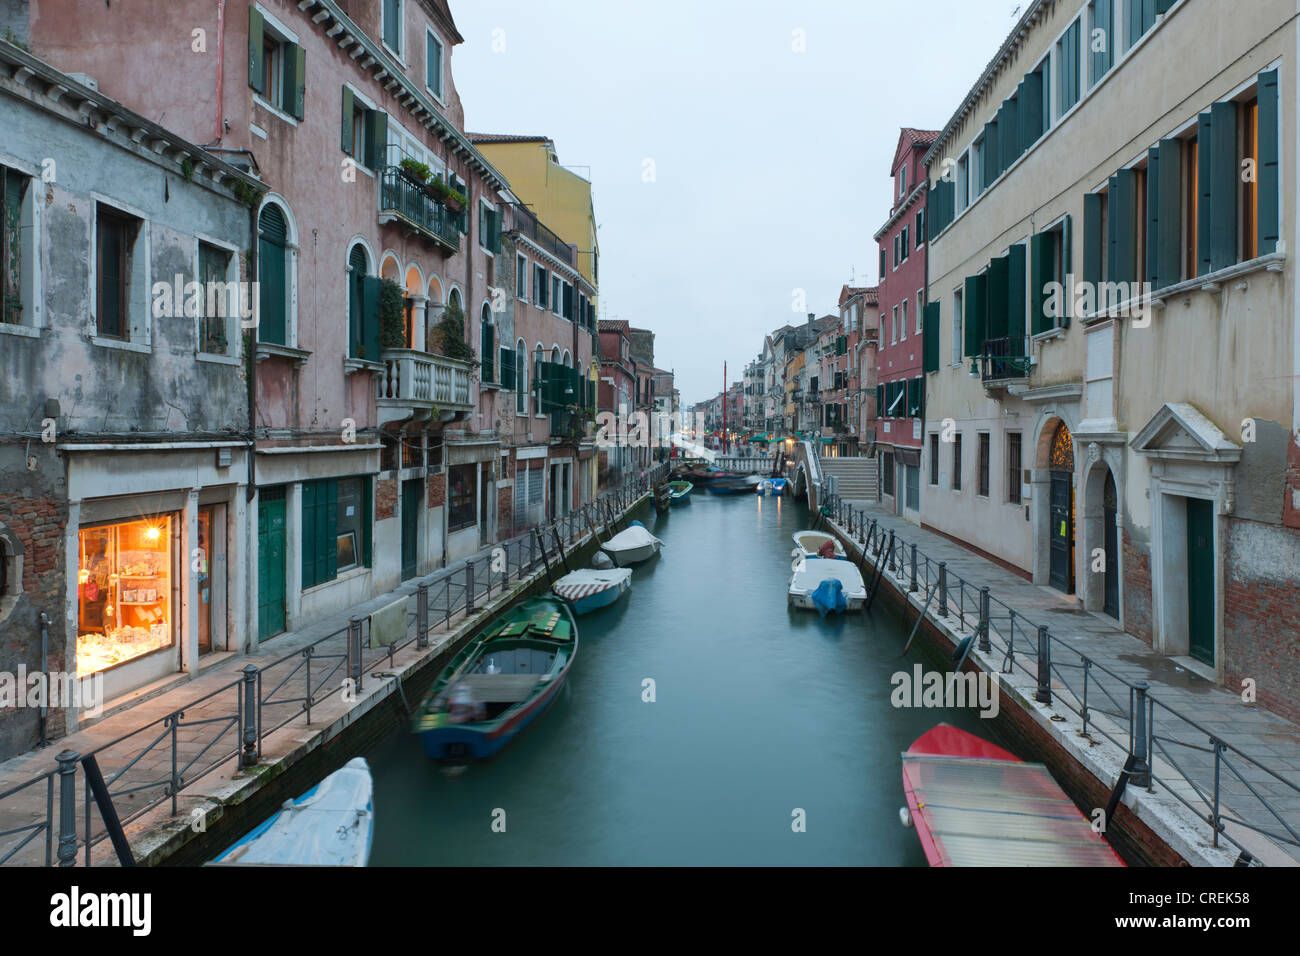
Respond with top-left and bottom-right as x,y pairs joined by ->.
901,755 -> 1125,867
603,525 -> 662,553
811,578 -> 846,616
214,757 -> 373,866
552,568 -> 632,602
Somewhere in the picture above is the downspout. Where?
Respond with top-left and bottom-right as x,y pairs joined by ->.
245,198 -> 257,655
214,0 -> 226,143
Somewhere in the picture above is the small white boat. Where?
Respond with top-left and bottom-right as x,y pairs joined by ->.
551,567 -> 633,615
792,530 -> 846,559
210,757 -> 373,866
789,558 -> 867,614
600,522 -> 663,567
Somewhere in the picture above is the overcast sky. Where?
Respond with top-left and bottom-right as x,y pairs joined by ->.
449,0 -> 1020,406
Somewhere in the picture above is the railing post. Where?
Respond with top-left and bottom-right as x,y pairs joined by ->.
1035,625 -> 1051,704
1131,681 -> 1151,788
978,586 -> 991,653
465,561 -> 475,614
348,616 -> 363,694
887,530 -> 895,575
56,749 -> 78,867
240,665 -> 259,769
909,543 -> 918,593
938,562 -> 948,617
417,582 -> 429,649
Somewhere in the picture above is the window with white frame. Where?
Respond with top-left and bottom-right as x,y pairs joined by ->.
891,306 -> 898,344
1,165 -> 36,330
516,253 -> 528,299
916,291 -> 924,334
426,28 -> 444,99
534,264 -> 548,308
382,0 -> 403,57
900,300 -> 908,341
94,201 -> 148,346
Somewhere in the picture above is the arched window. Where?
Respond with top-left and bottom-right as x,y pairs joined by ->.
516,338 -> 527,414
480,302 -> 495,384
1049,421 -> 1075,472
257,203 -> 290,345
561,350 -> 571,368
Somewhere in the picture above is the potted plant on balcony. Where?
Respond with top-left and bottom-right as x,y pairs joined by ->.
443,184 -> 467,215
379,278 -> 407,350
399,157 -> 432,186
429,299 -> 477,365
427,176 -> 452,203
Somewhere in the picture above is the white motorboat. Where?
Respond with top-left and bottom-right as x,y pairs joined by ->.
788,558 -> 867,614
551,567 -> 633,614
210,757 -> 373,866
792,529 -> 846,559
600,521 -> 663,567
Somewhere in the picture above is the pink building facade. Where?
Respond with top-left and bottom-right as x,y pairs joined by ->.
874,128 -> 938,522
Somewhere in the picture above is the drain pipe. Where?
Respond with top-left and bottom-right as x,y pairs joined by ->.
38,612 -> 49,747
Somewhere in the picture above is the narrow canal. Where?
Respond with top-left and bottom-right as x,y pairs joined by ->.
367,491 -> 998,865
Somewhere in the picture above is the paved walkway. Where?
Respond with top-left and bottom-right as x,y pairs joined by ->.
0,485 -> 651,866
833,497 -> 1300,865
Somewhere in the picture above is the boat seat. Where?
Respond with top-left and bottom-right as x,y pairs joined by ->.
458,673 -> 542,704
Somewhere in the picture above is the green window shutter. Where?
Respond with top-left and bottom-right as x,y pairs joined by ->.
323,479 -> 338,583
366,109 -> 388,171
249,7 -> 265,94
986,255 -> 1010,342
1083,192 -> 1103,289
301,481 -> 317,589
360,275 -> 381,360
983,119 -> 999,187
1091,0 -> 1113,82
1197,112 -> 1213,275
1008,243 -> 1027,354
500,346 -> 515,391
1111,168 -> 1136,285
1128,0 -> 1143,47
1001,96 -> 1020,168
923,302 -> 940,372
284,44 -> 306,120
1062,215 -> 1072,289
1156,138 -> 1183,289
907,378 -> 919,418
340,85 -> 354,154
1030,232 -> 1053,335
481,321 -> 494,383
257,206 -> 287,345
1258,69 -> 1280,255
964,274 -> 986,356
1019,72 -> 1043,148
1209,100 -> 1238,272
361,478 -> 372,570
876,384 -> 883,415
1145,146 -> 1161,287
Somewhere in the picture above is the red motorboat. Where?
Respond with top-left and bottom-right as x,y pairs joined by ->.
900,724 -> 1125,867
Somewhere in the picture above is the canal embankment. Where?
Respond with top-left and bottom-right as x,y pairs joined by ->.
815,497 -> 1300,867
0,479 -> 658,867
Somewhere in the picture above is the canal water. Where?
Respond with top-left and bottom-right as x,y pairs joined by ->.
367,491 -> 999,865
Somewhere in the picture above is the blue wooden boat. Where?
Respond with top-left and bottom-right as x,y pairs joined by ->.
756,477 -> 787,495
552,567 -> 632,615
666,479 -> 693,505
413,597 -> 577,760
209,757 -> 373,866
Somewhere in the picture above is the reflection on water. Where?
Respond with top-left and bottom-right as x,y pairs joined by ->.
367,493 -> 993,865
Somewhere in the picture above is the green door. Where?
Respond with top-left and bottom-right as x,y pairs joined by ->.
401,479 -> 420,581
1186,498 -> 1215,665
257,488 -> 287,640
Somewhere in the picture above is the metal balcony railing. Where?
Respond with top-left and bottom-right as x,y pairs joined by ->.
508,205 -> 575,267
378,167 -> 461,252
980,337 -> 1030,383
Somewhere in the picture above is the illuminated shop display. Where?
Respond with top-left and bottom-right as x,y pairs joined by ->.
77,516 -> 175,675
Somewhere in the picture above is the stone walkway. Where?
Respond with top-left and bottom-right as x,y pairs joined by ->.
0,484 -> 650,866
832,497 -> 1300,865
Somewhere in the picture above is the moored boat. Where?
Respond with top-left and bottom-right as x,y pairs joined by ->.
413,597 -> 577,760
708,473 -> 762,495
666,479 -> 693,505
788,557 -> 867,613
900,724 -> 1126,867
600,521 -> 664,566
756,477 -> 787,495
210,757 -> 373,866
792,529 -> 846,559
551,567 -> 632,615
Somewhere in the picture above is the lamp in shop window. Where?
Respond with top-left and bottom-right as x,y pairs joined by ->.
144,525 -> 161,543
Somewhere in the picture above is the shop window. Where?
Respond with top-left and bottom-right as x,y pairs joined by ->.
336,478 -> 366,572
302,477 -> 372,588
77,517 -> 175,675
447,463 -> 477,533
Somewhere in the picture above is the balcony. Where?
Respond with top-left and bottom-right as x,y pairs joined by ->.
509,204 -> 576,267
378,167 -> 460,254
978,337 -> 1031,387
377,348 -> 473,426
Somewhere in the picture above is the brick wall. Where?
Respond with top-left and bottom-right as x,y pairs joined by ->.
1223,518 -> 1300,724
427,472 -> 445,509
1122,527 -> 1153,646
375,476 -> 397,520
497,486 -> 512,540
0,473 -> 71,758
